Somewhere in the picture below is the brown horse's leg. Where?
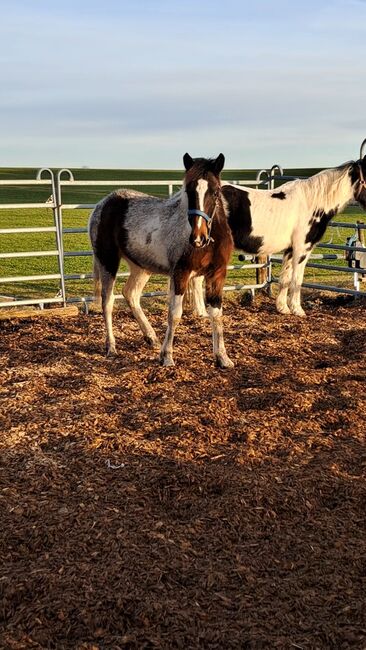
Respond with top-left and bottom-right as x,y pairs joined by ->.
205,276 -> 234,369
122,262 -> 159,348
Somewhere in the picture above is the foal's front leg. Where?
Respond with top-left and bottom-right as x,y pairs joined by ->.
159,275 -> 187,367
206,278 -> 234,369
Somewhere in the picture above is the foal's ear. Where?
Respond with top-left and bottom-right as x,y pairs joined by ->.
183,153 -> 194,171
213,153 -> 225,174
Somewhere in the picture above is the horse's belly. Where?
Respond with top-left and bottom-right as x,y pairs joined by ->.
258,229 -> 292,256
125,234 -> 171,273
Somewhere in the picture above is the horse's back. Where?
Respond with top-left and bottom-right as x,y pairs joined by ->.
89,189 -> 190,275
222,182 -> 302,255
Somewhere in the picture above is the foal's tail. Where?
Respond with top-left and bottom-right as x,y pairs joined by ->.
93,255 -> 102,306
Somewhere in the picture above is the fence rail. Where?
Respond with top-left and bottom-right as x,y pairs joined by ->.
1,158 -> 366,310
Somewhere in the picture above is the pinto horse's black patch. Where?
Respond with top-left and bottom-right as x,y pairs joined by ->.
305,207 -> 338,247
95,194 -> 130,277
272,191 -> 286,200
283,246 -> 293,260
222,186 -> 263,254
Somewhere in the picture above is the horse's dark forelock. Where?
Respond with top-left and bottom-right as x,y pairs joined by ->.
184,158 -> 221,184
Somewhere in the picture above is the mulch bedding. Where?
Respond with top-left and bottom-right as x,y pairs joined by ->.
0,294 -> 365,650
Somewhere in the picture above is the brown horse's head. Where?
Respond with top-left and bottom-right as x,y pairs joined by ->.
183,153 -> 225,248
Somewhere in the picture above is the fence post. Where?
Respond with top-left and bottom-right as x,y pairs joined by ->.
56,169 -> 75,306
255,169 -> 273,294
357,220 -> 366,284
36,168 -> 67,307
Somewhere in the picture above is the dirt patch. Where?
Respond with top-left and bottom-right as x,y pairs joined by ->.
0,296 -> 365,649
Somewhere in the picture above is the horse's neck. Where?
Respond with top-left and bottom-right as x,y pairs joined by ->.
214,202 -> 231,234
304,166 -> 353,214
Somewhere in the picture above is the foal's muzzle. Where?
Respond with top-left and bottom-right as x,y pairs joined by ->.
187,208 -> 214,248
189,232 -> 209,248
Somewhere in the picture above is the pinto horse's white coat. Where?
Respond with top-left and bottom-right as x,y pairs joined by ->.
191,159 -> 366,316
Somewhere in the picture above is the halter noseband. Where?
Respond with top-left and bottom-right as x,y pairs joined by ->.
187,194 -> 220,246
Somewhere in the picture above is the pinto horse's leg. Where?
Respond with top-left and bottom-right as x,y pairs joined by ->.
205,279 -> 234,369
288,248 -> 312,317
100,266 -> 117,356
160,274 -> 189,367
276,248 -> 293,315
123,261 -> 159,348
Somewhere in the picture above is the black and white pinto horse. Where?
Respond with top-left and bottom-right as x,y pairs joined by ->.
88,154 -> 235,368
190,156 -> 366,316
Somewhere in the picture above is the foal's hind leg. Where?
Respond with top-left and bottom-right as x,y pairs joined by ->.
100,267 -> 117,356
123,261 -> 159,348
276,248 -> 293,314
206,277 -> 234,369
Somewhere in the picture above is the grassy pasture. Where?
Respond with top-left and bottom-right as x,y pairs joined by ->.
0,167 -> 365,303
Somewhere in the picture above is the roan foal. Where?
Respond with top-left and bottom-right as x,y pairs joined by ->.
89,153 -> 234,367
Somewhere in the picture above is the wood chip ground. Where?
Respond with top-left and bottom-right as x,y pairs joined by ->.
0,295 -> 365,649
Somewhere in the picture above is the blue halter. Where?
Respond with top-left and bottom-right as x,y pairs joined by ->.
187,209 -> 212,225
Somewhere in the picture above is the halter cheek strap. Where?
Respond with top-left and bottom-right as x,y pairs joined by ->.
358,163 -> 366,189
187,195 -> 220,246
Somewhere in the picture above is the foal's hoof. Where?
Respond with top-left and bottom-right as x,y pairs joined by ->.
106,347 -> 117,358
159,354 -> 175,367
144,335 -> 160,349
215,355 -> 234,369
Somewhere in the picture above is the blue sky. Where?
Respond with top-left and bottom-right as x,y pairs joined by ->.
0,0 -> 365,168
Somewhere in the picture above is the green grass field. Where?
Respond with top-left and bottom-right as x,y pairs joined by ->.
0,167 -> 365,304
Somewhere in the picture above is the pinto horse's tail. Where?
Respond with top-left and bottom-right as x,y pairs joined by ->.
93,255 -> 102,306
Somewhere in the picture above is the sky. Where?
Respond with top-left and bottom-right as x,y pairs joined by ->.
0,0 -> 365,169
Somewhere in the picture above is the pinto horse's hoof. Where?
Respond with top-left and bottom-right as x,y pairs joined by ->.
106,348 -> 117,358
276,303 -> 291,315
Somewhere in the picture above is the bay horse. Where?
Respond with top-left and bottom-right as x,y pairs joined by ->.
89,153 -> 234,368
191,157 -> 366,316
160,153 -> 234,368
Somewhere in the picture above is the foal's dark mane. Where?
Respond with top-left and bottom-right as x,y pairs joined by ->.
185,158 -> 221,183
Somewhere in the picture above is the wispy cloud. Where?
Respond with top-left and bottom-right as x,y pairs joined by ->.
0,0 -> 365,167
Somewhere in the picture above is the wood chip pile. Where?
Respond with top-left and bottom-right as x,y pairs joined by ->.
0,296 -> 365,649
